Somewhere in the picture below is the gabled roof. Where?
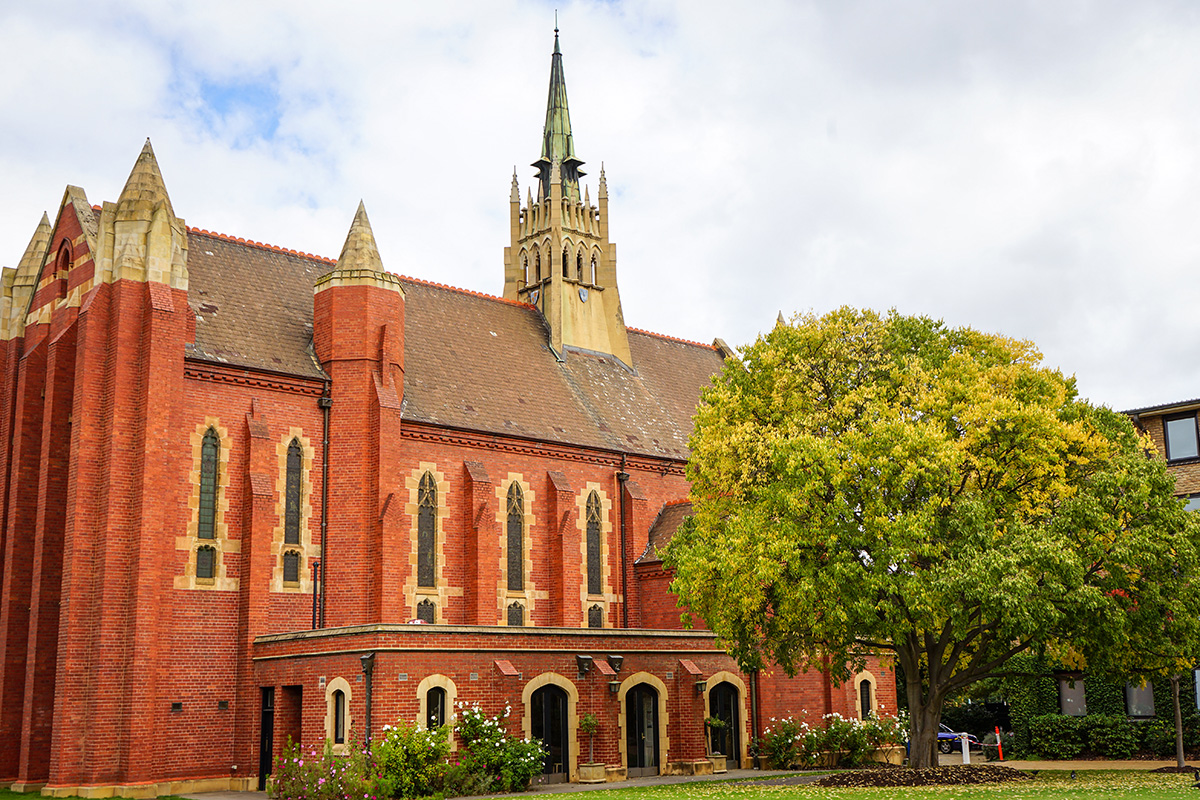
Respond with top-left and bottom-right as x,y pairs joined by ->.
184,229 -> 723,460
638,500 -> 693,563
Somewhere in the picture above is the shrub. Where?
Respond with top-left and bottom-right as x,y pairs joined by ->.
453,702 -> 545,793
371,723 -> 450,799
1140,718 -> 1176,757
1028,714 -> 1083,759
1084,714 -> 1138,759
271,737 -> 374,800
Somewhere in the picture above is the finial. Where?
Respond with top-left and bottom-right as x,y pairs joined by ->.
776,311 -> 786,328
511,168 -> 520,202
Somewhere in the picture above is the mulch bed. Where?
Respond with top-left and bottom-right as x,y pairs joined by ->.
1150,764 -> 1198,773
814,765 -> 1034,788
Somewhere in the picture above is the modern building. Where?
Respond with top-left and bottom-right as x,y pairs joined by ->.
0,33 -> 893,796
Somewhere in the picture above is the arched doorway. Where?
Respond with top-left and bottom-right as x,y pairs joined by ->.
625,684 -> 660,777
531,684 -> 569,783
708,681 -> 740,758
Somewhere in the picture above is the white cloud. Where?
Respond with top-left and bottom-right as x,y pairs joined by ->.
2,0 -> 1200,409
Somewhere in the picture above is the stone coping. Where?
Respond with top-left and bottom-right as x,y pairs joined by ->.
255,622 -> 719,645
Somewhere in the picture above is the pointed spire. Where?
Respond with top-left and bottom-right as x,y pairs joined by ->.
598,163 -> 607,200
534,27 -> 585,203
336,202 -> 384,272
511,168 -> 520,202
16,213 -> 52,275
117,138 -> 175,218
776,311 -> 786,328
583,184 -> 590,205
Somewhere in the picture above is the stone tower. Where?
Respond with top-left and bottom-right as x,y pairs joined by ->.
502,30 -> 632,367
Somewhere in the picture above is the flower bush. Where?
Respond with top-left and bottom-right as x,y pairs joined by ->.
758,712 -> 907,769
451,703 -> 545,794
271,705 -> 545,800
371,723 -> 450,799
271,737 -> 375,800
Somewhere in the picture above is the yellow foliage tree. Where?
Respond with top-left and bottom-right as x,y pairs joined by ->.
667,308 -> 1200,768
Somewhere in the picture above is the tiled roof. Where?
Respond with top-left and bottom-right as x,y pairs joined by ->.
638,500 -> 692,563
184,230 -> 723,459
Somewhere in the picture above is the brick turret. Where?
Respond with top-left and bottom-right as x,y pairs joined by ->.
313,203 -> 406,625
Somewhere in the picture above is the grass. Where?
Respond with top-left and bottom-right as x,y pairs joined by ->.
506,771 -> 1197,799
0,772 -> 1192,800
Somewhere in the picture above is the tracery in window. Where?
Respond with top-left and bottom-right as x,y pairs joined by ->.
284,439 -> 302,545
562,246 -> 570,278
535,250 -> 542,281
507,601 -> 525,627
590,253 -> 598,284
507,482 -> 524,592
418,472 -> 437,588
417,598 -> 436,624
588,604 -> 603,628
283,550 -> 300,584
196,545 -> 216,580
198,428 -> 219,540
586,491 -> 602,596
576,250 -> 584,281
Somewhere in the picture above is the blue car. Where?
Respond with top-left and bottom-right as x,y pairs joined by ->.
938,724 -> 982,754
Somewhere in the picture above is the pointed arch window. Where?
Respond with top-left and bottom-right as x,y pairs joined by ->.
535,250 -> 542,281
416,598 -> 436,624
576,250 -> 584,281
562,247 -> 570,278
590,253 -> 598,285
282,550 -> 300,584
198,428 -> 219,540
417,472 -> 437,588
522,252 -> 529,284
197,545 -> 216,581
507,601 -> 525,627
586,492 -> 602,596
588,604 -> 603,629
507,482 -> 524,592
284,439 -> 303,545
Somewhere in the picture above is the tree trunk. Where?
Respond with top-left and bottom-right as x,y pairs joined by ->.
907,686 -> 943,769
1172,674 -> 1185,769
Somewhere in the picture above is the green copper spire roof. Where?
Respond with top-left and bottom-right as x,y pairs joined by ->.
534,27 -> 585,202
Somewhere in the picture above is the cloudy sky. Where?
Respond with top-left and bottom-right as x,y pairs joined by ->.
2,0 -> 1199,411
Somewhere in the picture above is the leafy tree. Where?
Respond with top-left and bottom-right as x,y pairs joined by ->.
667,308 -> 1200,768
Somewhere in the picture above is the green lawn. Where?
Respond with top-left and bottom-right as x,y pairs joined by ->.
518,771 -> 1196,800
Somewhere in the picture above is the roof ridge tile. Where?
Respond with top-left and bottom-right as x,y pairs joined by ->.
628,326 -> 716,351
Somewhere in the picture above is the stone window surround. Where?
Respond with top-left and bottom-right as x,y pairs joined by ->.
175,418 -> 239,591
576,484 -> 614,627
325,677 -> 352,754
404,463 -> 461,621
521,672 -> 580,782
495,474 -> 543,624
417,674 -> 458,749
272,428 -> 318,593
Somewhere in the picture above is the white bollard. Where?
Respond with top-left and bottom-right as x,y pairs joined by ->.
961,733 -> 970,764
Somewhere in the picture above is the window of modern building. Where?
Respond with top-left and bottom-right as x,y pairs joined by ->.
1185,494 -> 1200,512
198,428 -> 219,540
586,492 -> 602,596
507,483 -> 524,592
283,550 -> 300,584
427,686 -> 446,730
284,439 -> 302,545
1125,682 -> 1155,718
1058,676 -> 1087,716
417,472 -> 436,588
1164,412 -> 1200,461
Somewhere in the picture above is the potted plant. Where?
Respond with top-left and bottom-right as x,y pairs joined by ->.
705,716 -> 728,773
578,713 -> 605,783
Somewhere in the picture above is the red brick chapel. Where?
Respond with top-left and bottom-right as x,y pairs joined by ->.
0,33 -> 894,796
